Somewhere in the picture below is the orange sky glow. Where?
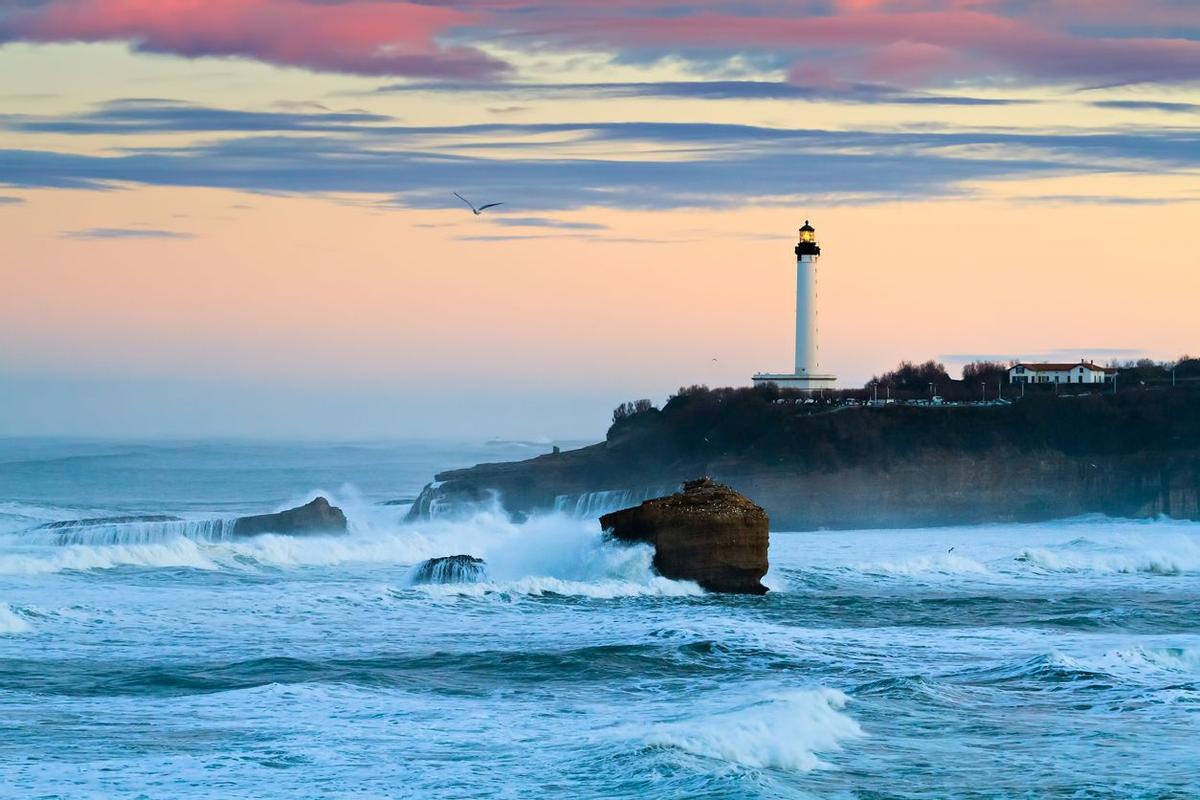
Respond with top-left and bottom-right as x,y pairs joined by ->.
2,3 -> 1198,437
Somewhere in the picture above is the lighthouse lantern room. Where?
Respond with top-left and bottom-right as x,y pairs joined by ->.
753,220 -> 838,392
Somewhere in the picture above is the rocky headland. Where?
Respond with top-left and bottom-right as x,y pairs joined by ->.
408,385 -> 1200,530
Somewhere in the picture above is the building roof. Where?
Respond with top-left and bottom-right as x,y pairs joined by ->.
1010,361 -> 1117,373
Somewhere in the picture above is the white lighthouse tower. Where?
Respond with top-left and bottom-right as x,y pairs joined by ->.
753,220 -> 837,392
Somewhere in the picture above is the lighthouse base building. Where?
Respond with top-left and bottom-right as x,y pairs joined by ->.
753,220 -> 837,392
753,371 -> 838,392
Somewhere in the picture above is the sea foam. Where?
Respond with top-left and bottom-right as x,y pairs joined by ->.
647,688 -> 863,771
0,603 -> 31,634
1016,533 -> 1200,575
0,493 -> 700,597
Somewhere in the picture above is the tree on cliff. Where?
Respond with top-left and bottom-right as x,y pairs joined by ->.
612,398 -> 656,423
1175,356 -> 1200,379
1118,358 -> 1172,384
869,360 -> 952,394
962,360 -> 1011,387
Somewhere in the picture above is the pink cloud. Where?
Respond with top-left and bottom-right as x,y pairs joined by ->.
0,0 -> 508,78
2,0 -> 1199,87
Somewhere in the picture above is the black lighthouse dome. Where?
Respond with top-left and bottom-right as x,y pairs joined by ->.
796,220 -> 821,257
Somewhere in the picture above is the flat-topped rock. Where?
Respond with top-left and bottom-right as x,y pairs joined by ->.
600,478 -> 769,595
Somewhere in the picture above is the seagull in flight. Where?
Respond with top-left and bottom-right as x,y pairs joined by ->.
454,192 -> 504,215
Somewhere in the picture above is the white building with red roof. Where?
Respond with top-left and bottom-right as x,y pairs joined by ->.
1008,360 -> 1117,385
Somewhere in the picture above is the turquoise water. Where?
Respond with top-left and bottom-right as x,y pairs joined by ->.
1,440 -> 1198,798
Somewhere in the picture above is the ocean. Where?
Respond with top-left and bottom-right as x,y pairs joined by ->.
1,439 -> 1198,799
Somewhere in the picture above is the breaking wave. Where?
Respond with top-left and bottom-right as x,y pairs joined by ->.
29,518 -> 238,546
956,646 -> 1200,690
553,487 -> 674,518
857,552 -> 991,577
0,494 -> 700,597
0,538 -> 220,575
1016,533 -> 1200,575
647,688 -> 863,771
0,603 -> 31,634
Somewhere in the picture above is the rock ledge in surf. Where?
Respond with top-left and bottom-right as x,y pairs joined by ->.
411,555 -> 486,585
37,514 -> 182,531
600,478 -> 769,595
231,497 -> 347,537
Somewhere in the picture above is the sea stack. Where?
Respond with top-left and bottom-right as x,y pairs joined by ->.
600,478 -> 769,595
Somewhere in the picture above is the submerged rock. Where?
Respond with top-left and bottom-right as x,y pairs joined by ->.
411,555 -> 487,585
600,478 -> 769,595
231,497 -> 347,537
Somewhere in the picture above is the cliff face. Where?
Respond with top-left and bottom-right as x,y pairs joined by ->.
409,388 -> 1200,530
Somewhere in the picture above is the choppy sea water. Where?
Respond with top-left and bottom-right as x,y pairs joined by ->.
1,440 -> 1198,799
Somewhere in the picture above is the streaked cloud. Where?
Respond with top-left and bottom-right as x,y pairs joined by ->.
4,112 -> 1200,209
1014,194 -> 1200,206
376,80 -> 1032,106
1092,100 -> 1199,114
61,227 -> 195,240
490,217 -> 608,230
2,98 -> 393,134
941,348 -> 1147,363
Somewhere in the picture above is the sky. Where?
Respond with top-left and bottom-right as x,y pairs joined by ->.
1,0 -> 1198,440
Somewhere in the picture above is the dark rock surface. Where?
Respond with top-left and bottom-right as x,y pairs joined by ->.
410,555 -> 487,585
231,497 -> 347,537
601,478 -> 769,595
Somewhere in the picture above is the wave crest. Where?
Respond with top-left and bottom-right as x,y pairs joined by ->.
647,688 -> 863,771
1016,535 -> 1200,575
0,603 -> 32,634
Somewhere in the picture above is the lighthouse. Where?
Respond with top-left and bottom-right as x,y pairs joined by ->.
752,221 -> 838,392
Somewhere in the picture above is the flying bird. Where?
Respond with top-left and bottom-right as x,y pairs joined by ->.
454,192 -> 504,215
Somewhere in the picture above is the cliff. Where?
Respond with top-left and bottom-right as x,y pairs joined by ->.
408,385 -> 1200,530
